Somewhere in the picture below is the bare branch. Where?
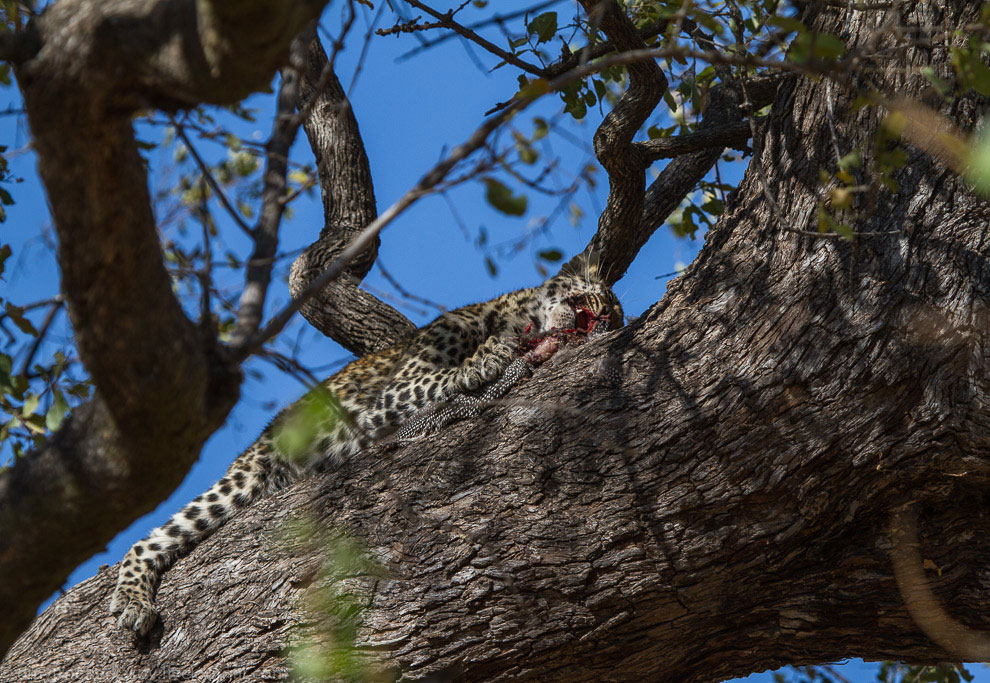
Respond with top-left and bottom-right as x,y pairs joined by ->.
634,119 -> 764,161
392,0 -> 546,77
18,297 -> 63,375
542,17 -> 668,79
227,35 -> 309,351
396,0 -> 564,61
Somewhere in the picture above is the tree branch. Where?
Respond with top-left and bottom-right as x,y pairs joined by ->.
3,3 -> 989,678
394,0 -> 546,77
285,31 -> 416,358
634,118 -> 765,161
0,0 -> 329,657
228,35 -> 308,350
569,0 -> 667,284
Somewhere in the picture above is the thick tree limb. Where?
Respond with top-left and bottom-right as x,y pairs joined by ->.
634,118 -> 765,161
4,102 -> 990,673
289,33 -> 416,356
0,0 -> 327,657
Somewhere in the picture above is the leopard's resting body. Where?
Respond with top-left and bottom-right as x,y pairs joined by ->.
110,258 -> 622,635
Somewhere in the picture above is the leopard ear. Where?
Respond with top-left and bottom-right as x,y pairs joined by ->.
560,250 -> 604,281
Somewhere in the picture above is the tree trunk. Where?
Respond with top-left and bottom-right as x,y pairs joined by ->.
3,2 -> 989,682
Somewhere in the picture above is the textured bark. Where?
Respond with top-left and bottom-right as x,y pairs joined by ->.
0,0 -> 327,656
4,1 -> 990,681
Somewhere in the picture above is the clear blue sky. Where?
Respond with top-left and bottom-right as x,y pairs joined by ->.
0,3 -> 984,681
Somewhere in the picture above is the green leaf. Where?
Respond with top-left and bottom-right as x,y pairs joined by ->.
272,388 -> 346,462
791,32 -> 846,61
964,125 -> 990,195
22,412 -> 47,434
0,244 -> 11,277
527,12 -> 557,44
969,59 -> 990,95
768,15 -> 807,33
532,117 -> 548,140
22,392 -> 39,416
485,256 -> 498,277
5,303 -> 37,336
538,249 -> 563,262
837,150 -> 861,172
483,178 -> 528,216
46,390 -> 68,431
702,197 -> 724,216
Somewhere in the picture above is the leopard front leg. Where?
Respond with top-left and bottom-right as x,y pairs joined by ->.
455,336 -> 517,391
109,541 -> 166,635
383,357 -> 534,447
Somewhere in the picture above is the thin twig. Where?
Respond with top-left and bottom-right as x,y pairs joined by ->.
18,298 -> 63,375
169,116 -> 254,237
397,0 -> 565,61
397,0 -> 547,77
196,177 -> 214,331
377,260 -> 447,313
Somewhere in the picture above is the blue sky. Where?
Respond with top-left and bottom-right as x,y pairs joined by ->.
1,2 -> 985,681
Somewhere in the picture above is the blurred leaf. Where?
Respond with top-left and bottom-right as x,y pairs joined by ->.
837,150 -> 861,172
45,390 -> 68,431
768,15 -> 807,33
790,32 -> 846,62
702,197 -> 724,215
965,125 -> 990,195
538,249 -> 563,262
483,178 -> 528,216
22,393 -> 39,416
5,303 -> 37,336
527,11 -> 557,44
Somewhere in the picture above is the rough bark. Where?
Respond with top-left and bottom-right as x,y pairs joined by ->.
0,0 -> 327,656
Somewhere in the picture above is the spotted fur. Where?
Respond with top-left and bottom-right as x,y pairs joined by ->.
110,259 -> 622,635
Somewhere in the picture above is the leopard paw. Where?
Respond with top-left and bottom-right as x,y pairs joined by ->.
110,584 -> 159,635
458,338 -> 516,390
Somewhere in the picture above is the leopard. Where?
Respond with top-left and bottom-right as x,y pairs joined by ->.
109,254 -> 623,635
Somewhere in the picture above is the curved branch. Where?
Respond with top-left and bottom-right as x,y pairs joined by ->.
289,32 -> 415,356
890,505 -> 990,661
588,74 -> 782,283
569,0 -> 667,284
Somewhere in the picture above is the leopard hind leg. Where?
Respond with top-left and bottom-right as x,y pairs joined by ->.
110,440 -> 293,635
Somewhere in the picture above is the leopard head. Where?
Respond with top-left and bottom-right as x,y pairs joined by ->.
531,252 -> 624,338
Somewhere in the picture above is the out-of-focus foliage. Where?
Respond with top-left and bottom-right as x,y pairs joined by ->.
284,522 -> 388,682
774,662 -> 975,683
